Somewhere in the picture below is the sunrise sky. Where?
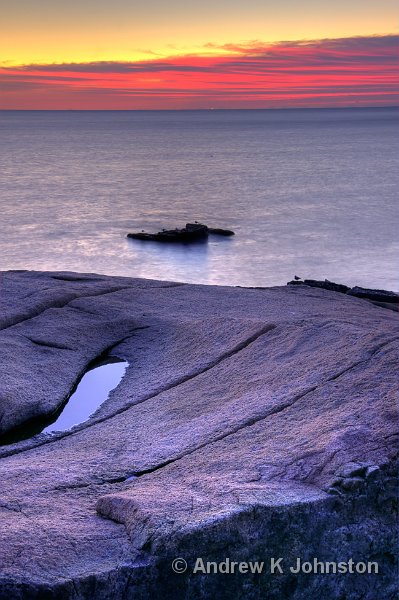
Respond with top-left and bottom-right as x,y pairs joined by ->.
0,0 -> 397,109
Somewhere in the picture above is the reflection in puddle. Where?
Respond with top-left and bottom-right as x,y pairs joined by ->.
43,358 -> 128,434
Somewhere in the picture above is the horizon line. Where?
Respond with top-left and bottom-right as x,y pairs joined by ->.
1,105 -> 397,112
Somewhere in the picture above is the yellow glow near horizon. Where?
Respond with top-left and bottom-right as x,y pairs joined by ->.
1,0 -> 397,66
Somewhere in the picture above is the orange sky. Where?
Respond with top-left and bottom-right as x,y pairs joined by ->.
0,0 -> 397,108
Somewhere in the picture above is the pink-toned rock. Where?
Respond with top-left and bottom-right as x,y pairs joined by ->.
0,270 -> 397,599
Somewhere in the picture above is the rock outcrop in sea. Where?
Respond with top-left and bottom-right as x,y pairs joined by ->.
127,222 -> 235,242
0,270 -> 397,599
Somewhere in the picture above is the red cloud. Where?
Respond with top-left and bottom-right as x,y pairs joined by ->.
0,35 -> 397,109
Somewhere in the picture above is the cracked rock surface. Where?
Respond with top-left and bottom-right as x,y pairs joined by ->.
0,270 -> 397,599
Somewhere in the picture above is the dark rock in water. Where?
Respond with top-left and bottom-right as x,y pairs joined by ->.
207,227 -> 235,236
127,223 -> 208,243
0,270 -> 398,599
127,223 -> 234,243
347,286 -> 399,304
288,278 -> 350,294
287,279 -> 398,311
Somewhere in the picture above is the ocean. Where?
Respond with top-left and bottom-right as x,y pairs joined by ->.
0,108 -> 398,290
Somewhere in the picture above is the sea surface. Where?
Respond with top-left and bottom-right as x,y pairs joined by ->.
0,108 -> 398,290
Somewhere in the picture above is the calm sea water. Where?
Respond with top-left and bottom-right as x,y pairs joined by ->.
0,108 -> 398,290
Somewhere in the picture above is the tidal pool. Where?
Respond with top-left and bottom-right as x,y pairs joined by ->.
43,358 -> 128,434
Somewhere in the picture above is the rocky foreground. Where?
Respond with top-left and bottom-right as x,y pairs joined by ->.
0,270 -> 397,599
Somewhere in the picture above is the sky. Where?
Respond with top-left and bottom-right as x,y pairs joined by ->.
0,0 -> 397,109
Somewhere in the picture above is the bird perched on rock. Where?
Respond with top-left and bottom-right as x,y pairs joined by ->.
294,275 -> 301,281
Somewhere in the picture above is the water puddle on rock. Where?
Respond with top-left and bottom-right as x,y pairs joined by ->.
43,358 -> 128,434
